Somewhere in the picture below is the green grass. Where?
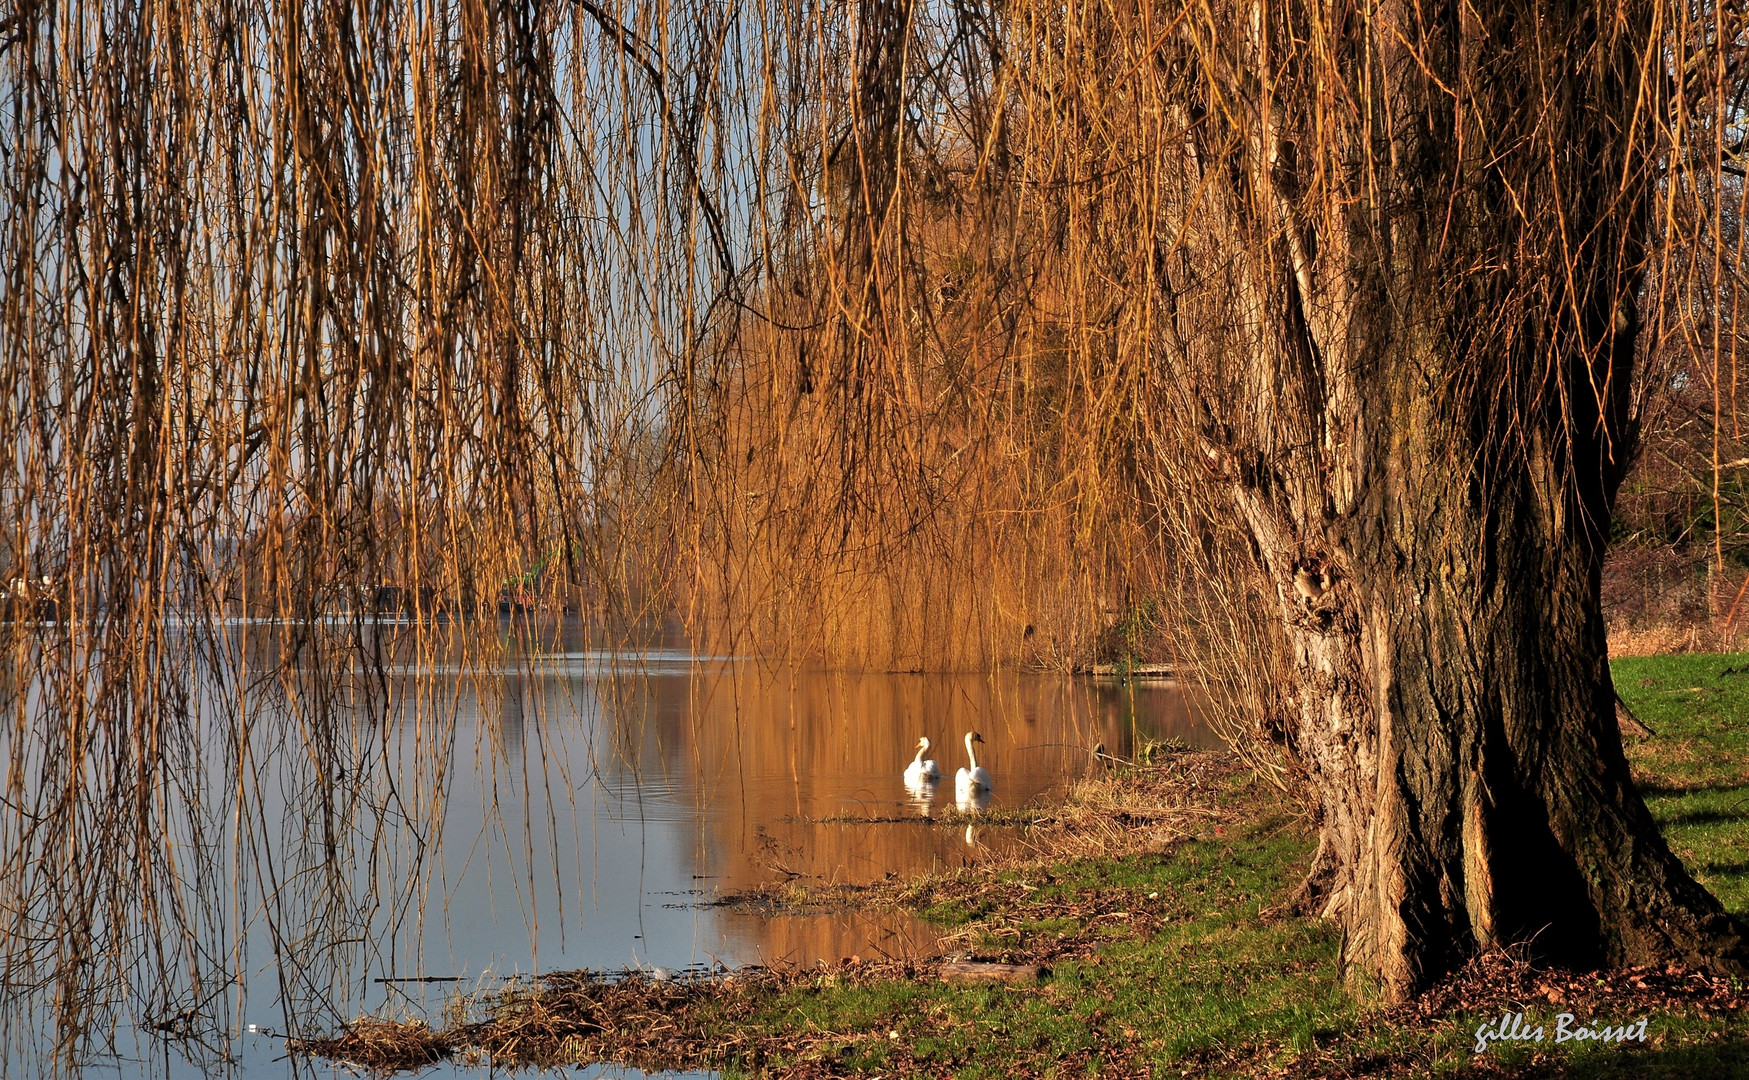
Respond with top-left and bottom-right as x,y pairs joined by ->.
1615,652 -> 1749,919
707,823 -> 1350,1077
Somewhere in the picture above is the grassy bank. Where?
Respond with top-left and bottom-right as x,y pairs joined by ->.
301,657 -> 1749,1078
1614,653 -> 1749,921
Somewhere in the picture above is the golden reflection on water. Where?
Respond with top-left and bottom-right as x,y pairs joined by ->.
594,664 -> 1212,965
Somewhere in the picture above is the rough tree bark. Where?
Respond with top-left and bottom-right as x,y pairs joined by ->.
1155,0 -> 1749,998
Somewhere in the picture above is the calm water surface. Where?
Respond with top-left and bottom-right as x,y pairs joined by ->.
1,620 -> 1211,1078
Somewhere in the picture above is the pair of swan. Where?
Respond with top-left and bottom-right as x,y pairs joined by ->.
905,732 -> 991,797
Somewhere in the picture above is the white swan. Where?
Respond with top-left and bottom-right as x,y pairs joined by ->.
904,736 -> 941,788
955,731 -> 991,798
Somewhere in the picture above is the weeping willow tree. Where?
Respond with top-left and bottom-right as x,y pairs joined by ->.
1096,0 -> 1749,996
3,0 -> 1749,1052
684,0 -> 1749,994
691,0 -> 1749,997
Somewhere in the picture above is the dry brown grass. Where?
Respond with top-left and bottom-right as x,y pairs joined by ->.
1608,622 -> 1749,658
289,1017 -> 450,1073
295,962 -> 944,1075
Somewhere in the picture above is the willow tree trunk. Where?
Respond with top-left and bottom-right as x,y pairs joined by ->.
1157,0 -> 1749,998
1247,394 -> 1749,999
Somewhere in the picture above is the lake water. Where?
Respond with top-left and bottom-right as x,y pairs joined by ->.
0,618 -> 1212,1078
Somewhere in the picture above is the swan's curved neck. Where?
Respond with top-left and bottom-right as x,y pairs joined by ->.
964,733 -> 979,771
911,742 -> 927,765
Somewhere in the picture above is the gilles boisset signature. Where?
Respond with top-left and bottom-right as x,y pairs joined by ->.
1474,1011 -> 1649,1054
